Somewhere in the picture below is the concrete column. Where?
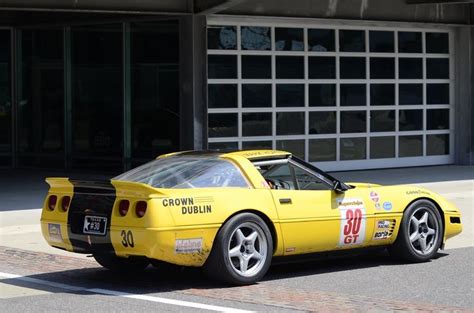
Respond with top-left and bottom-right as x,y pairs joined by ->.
179,15 -> 207,151
454,26 -> 473,166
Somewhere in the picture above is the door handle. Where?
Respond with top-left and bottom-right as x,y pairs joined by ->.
279,198 -> 292,204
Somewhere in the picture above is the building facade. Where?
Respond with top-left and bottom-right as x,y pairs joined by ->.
0,0 -> 472,172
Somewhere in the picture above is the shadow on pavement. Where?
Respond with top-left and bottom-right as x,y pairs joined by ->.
0,249 -> 450,294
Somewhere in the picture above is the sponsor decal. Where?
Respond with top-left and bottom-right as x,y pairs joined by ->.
285,247 -> 296,253
369,191 -> 379,203
338,198 -> 366,246
373,230 -> 390,240
175,238 -> 203,253
406,190 -> 430,196
369,191 -> 381,210
48,223 -> 63,243
377,220 -> 391,229
383,202 -> 392,211
162,197 -> 214,215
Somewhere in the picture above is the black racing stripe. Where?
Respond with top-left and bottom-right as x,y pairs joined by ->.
67,180 -> 116,254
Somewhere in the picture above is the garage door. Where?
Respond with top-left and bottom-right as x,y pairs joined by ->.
206,18 -> 454,171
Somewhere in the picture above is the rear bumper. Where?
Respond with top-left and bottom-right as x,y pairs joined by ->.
41,219 -> 219,267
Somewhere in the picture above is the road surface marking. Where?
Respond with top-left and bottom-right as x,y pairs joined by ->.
0,272 -> 253,313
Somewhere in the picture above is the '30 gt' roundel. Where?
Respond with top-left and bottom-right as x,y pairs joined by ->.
338,198 -> 366,246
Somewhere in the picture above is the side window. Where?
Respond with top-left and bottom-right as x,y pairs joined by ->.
293,166 -> 330,191
259,164 -> 296,190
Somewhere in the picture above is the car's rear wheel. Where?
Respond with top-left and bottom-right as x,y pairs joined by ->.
93,253 -> 149,272
204,213 -> 273,285
389,200 -> 443,262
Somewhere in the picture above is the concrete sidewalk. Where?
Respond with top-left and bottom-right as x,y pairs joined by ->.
0,165 -> 472,257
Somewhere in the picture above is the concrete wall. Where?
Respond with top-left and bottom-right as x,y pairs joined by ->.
454,26 -> 473,166
220,0 -> 471,24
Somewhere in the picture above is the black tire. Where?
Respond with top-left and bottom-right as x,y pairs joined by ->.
204,213 -> 273,285
93,253 -> 149,272
389,199 -> 443,262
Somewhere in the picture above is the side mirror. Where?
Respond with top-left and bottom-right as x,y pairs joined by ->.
333,181 -> 346,194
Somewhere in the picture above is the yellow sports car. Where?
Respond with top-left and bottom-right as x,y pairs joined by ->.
41,150 -> 462,285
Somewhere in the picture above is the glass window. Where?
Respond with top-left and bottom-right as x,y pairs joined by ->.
276,56 -> 304,79
427,83 -> 449,104
341,111 -> 366,133
0,30 -> 11,166
427,134 -> 449,155
276,112 -> 304,135
18,29 -> 64,168
427,109 -> 449,130
340,84 -> 366,106
208,55 -> 237,79
209,142 -> 238,150
309,112 -> 336,134
308,29 -> 335,52
308,57 -> 335,79
294,167 -> 329,190
370,110 -> 395,132
208,113 -> 237,137
340,57 -> 366,79
242,113 -> 272,136
399,110 -> 423,131
370,58 -> 395,79
341,138 -> 366,160
427,58 -> 449,79
398,32 -> 422,53
131,21 -> 180,162
275,28 -> 304,51
399,58 -> 422,79
369,31 -> 394,52
309,84 -> 336,107
242,141 -> 272,150
339,30 -> 365,52
276,140 -> 305,159
309,138 -> 336,162
242,55 -> 271,79
399,135 -> 423,157
71,24 -> 123,170
242,84 -> 272,107
399,84 -> 423,105
276,84 -> 304,107
207,26 -> 236,50
241,26 -> 271,50
259,163 -> 295,190
370,136 -> 395,159
115,156 -> 248,188
370,84 -> 395,106
426,33 -> 449,54
208,84 -> 237,108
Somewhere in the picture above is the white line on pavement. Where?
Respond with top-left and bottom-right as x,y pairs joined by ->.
0,272 -> 253,313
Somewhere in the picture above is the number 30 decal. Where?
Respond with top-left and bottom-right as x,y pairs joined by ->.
121,230 -> 134,248
338,199 -> 366,246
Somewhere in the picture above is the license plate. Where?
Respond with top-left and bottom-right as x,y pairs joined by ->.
83,215 -> 107,235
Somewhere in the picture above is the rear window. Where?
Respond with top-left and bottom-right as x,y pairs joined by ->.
114,156 -> 249,189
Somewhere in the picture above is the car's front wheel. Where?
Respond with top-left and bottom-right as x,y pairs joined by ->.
390,200 -> 443,262
204,213 -> 273,285
93,253 -> 149,272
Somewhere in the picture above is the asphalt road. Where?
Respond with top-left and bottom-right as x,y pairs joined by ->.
0,246 -> 473,312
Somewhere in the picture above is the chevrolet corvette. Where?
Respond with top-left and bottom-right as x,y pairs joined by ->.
41,150 -> 462,285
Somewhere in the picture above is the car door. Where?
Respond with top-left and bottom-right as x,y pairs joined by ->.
262,160 -> 374,255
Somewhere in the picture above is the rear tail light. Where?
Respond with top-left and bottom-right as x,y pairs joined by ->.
119,200 -> 130,216
48,195 -> 57,211
135,201 -> 147,218
61,196 -> 71,212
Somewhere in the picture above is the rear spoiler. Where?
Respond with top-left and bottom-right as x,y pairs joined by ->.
45,178 -> 166,199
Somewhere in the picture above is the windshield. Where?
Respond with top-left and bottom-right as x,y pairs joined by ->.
114,156 -> 249,189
